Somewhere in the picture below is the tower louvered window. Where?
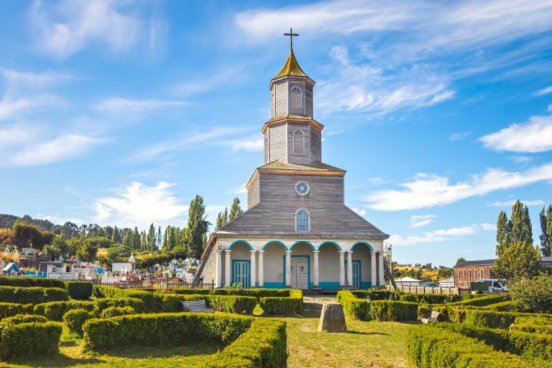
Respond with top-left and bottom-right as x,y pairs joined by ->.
293,129 -> 305,155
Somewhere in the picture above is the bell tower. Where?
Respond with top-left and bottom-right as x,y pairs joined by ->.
263,29 -> 322,166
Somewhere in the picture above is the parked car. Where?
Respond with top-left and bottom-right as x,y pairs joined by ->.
471,279 -> 507,293
418,282 -> 439,287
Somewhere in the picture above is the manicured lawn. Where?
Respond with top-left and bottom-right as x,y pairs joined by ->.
5,340 -> 223,368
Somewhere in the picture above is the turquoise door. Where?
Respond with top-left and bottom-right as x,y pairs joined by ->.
232,260 -> 250,288
352,261 -> 361,289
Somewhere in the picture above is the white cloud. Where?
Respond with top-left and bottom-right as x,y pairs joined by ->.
316,46 -> 454,115
92,181 -> 187,229
235,0 -> 552,53
235,186 -> 247,194
389,223 -> 494,246
534,86 -> 552,96
488,200 -> 544,207
480,113 -> 552,153
6,133 -> 104,167
364,162 -> 552,211
94,97 -> 185,113
410,214 -> 436,228
367,177 -> 386,185
225,136 -> 264,152
30,0 -> 166,59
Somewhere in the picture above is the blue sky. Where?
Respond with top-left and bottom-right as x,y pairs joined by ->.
1,0 -> 552,266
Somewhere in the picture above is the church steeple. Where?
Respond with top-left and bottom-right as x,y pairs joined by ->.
263,30 -> 322,166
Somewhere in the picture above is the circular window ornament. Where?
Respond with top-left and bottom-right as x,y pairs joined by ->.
295,181 -> 309,196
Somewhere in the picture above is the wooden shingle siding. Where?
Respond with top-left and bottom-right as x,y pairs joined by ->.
310,126 -> 321,162
274,81 -> 288,116
268,124 -> 287,163
247,175 -> 260,209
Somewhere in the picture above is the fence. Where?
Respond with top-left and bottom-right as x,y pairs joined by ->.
91,279 -> 215,290
392,283 -> 459,295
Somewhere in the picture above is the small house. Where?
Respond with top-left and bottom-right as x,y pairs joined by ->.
438,277 -> 455,288
396,276 -> 420,287
2,262 -> 19,276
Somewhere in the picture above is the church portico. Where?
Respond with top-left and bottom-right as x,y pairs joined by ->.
199,30 -> 389,291
213,237 -> 385,290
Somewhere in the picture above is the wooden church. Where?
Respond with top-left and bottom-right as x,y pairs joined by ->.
200,32 -> 389,290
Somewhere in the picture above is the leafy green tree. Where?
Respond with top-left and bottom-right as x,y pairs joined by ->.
437,266 -> 453,279
215,208 -> 228,230
455,258 -> 466,266
228,197 -> 243,222
12,220 -> 53,248
496,211 -> 510,256
508,275 -> 552,313
540,205 -> 552,257
494,241 -> 541,280
510,200 -> 533,246
157,226 -> 162,250
77,236 -> 113,261
184,195 -> 210,258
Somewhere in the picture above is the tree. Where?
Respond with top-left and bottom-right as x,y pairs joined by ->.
510,200 -> 533,245
437,266 -> 453,279
494,241 -> 541,280
157,226 -> 162,250
215,208 -> 228,230
147,224 -> 156,251
228,197 -> 243,222
12,220 -> 53,249
540,205 -> 552,257
184,195 -> 210,258
508,275 -> 552,313
455,258 -> 466,266
496,211 -> 510,256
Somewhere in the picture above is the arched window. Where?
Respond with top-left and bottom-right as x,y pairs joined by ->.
293,129 -> 305,155
290,85 -> 303,111
295,209 -> 310,232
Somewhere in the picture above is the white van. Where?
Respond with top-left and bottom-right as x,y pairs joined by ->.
472,279 -> 507,293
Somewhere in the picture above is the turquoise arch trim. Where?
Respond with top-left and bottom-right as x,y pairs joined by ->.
290,241 -> 316,251
351,241 -> 375,252
228,240 -> 253,251
317,240 -> 342,251
262,240 -> 288,251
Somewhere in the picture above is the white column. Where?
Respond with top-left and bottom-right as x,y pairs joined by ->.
225,250 -> 232,287
215,250 -> 222,288
347,251 -> 353,288
378,252 -> 385,286
371,252 -> 377,287
285,250 -> 292,287
258,250 -> 264,287
250,250 -> 256,288
313,251 -> 320,288
339,251 -> 345,288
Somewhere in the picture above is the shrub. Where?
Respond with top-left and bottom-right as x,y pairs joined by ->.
259,290 -> 303,316
448,293 -> 510,307
353,289 -> 394,300
167,288 -> 211,295
370,300 -> 418,321
156,294 -> 207,312
509,275 -> 552,313
0,286 -> 69,304
0,321 -> 62,359
205,319 -> 287,368
407,324 -> 538,368
63,309 -> 94,336
1,314 -> 47,325
93,297 -> 145,315
482,300 -> 514,311
34,300 -> 95,321
65,281 -> 93,300
464,309 -> 518,329
0,276 -> 64,288
417,304 -> 431,319
513,315 -> 552,325
83,312 -> 252,351
0,302 -> 33,319
337,290 -> 370,320
510,324 -> 552,335
100,306 -> 135,319
212,288 -> 290,298
93,287 -> 157,311
208,295 -> 257,315
397,293 -> 460,304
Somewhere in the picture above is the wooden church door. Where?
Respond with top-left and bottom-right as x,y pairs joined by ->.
290,256 -> 309,289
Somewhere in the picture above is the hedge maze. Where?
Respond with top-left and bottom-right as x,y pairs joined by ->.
0,276 -> 302,366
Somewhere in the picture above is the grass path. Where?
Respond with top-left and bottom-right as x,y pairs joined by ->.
284,297 -> 412,368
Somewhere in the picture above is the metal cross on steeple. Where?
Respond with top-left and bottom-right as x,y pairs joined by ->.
284,28 -> 299,51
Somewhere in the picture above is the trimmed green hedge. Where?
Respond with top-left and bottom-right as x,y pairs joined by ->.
0,302 -> 33,319
259,290 -> 303,316
2,314 -> 47,325
93,286 -> 157,311
447,294 -> 510,307
34,300 -> 95,320
0,286 -> 69,304
370,300 -> 418,321
481,300 -> 514,311
208,295 -> 257,315
212,288 -> 290,298
83,312 -> 253,351
205,319 -> 287,368
0,276 -> 65,289
63,309 -> 94,336
510,324 -> 552,335
436,322 -> 552,361
337,290 -> 370,320
350,290 -> 461,304
167,288 -> 211,295
93,297 -> 145,315
65,281 -> 93,300
351,289 -> 393,300
407,324 -> 540,368
100,306 -> 135,319
0,320 -> 62,359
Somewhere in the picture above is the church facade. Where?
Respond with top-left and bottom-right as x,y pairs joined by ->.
200,43 -> 389,290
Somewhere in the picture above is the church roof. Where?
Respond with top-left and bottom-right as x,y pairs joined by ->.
258,160 -> 345,174
273,49 -> 307,79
